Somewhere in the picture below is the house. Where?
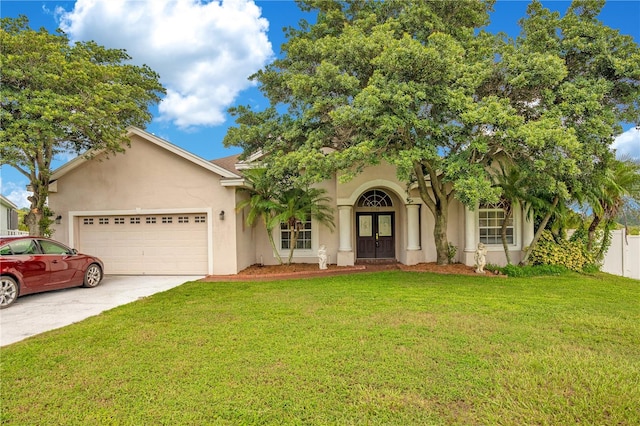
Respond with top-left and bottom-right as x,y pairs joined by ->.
47,127 -> 534,276
0,194 -> 24,236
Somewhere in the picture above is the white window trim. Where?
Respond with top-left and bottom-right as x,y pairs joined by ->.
476,205 -> 521,252
274,218 -> 320,258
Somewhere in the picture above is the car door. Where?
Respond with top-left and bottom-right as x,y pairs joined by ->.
37,239 -> 83,287
2,239 -> 49,293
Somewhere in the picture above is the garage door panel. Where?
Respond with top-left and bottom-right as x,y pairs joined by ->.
79,214 -> 208,275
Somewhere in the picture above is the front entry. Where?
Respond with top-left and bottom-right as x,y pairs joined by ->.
356,212 -> 395,259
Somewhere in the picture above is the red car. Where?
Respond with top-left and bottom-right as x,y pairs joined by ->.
0,236 -> 104,309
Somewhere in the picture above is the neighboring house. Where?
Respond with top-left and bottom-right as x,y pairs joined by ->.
47,127 -> 534,276
0,194 -> 25,236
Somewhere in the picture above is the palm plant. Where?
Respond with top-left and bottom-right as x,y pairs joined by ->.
490,162 -> 523,264
490,161 -> 545,265
275,187 -> 335,265
583,157 -> 640,260
236,168 -> 284,264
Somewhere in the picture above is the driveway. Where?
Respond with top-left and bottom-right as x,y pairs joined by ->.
0,275 -> 201,346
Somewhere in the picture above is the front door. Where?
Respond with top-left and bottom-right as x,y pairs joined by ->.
356,212 -> 395,259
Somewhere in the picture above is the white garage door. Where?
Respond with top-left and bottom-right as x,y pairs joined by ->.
78,214 -> 208,275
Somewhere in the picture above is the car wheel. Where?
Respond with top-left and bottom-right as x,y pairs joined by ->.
83,264 -> 103,288
0,276 -> 19,309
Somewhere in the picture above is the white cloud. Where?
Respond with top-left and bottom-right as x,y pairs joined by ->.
613,127 -> 640,160
0,178 -> 31,209
57,0 -> 273,129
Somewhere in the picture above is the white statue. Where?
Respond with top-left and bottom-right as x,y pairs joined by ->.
474,242 -> 487,274
318,245 -> 328,270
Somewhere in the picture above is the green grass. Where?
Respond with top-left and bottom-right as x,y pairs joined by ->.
2,271 -> 639,425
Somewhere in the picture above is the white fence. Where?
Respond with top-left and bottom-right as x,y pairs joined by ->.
0,229 -> 29,236
602,229 -> 640,280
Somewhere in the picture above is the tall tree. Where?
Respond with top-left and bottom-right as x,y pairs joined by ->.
225,0 -> 501,264
483,0 -> 640,263
0,17 -> 165,236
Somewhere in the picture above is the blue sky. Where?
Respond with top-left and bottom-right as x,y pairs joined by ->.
2,0 -> 639,208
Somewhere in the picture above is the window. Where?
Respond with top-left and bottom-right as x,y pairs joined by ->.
195,216 -> 206,223
357,190 -> 393,207
83,218 -> 94,225
114,218 -> 125,225
146,217 -> 157,224
0,244 -> 11,256
130,217 -> 141,224
99,218 -> 109,225
478,204 -> 513,245
39,240 -> 71,255
178,216 -> 189,223
280,216 -> 312,250
6,239 -> 39,255
162,216 -> 173,224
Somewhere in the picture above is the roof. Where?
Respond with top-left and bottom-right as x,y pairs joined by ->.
0,194 -> 18,210
50,126 -> 242,182
210,153 -> 243,175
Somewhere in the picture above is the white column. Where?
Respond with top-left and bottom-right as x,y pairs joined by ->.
338,205 -> 353,252
464,205 -> 476,253
406,204 -> 421,250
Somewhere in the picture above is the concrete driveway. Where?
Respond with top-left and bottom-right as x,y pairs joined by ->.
0,275 -> 201,347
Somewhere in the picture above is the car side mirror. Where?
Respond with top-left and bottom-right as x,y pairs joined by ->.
71,249 -> 78,255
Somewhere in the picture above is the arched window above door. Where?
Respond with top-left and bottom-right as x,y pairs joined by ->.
357,190 -> 393,208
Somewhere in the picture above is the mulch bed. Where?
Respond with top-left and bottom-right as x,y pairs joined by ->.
199,262 -> 503,282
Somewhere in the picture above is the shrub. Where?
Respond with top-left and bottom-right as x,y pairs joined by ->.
485,263 -> 502,274
447,242 -> 457,263
500,264 -> 570,277
528,231 -> 595,272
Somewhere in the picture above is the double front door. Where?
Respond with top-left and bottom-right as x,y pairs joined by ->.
356,212 -> 395,259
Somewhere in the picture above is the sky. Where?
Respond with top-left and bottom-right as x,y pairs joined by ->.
1,0 -> 639,208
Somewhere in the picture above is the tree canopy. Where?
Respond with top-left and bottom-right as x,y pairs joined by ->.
489,0 -> 640,263
0,16 -> 165,235
224,0 -> 639,264
226,0 -> 499,264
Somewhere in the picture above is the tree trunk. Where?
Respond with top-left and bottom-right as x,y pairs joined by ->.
25,208 -> 41,236
587,214 -> 601,252
501,207 -> 513,265
433,210 -> 449,265
267,231 -> 284,265
26,182 -> 47,236
287,226 -> 299,265
413,161 -> 452,265
23,142 -> 54,237
520,196 -> 559,265
264,219 -> 284,265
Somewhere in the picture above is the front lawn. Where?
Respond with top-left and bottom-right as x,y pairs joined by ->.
2,271 -> 639,424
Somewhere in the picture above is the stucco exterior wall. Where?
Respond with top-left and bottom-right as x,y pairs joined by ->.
234,191 -> 260,271
48,134 -> 239,275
